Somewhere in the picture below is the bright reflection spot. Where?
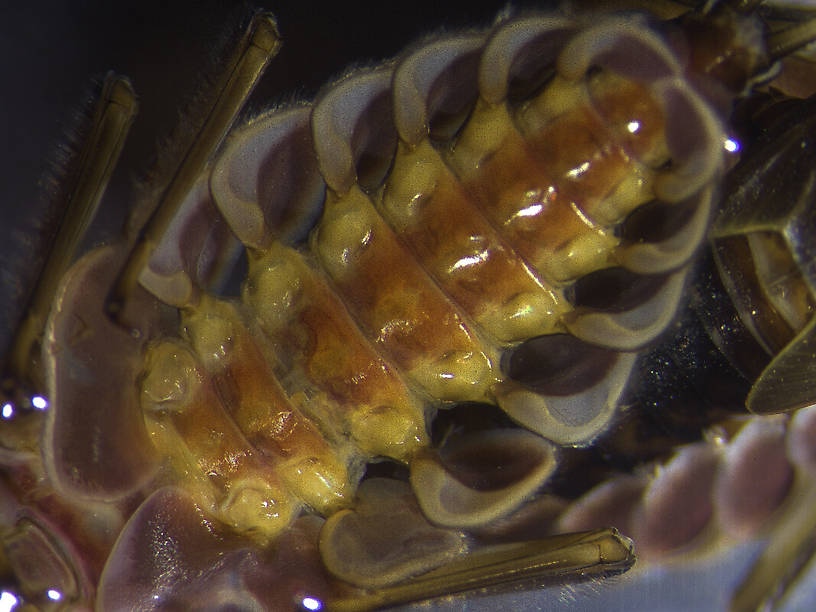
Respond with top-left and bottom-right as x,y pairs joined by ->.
724,137 -> 740,153
0,591 -> 18,612
508,187 -> 555,224
515,203 -> 542,218
566,160 -> 591,178
450,249 -> 489,272
301,597 -> 322,611
1,403 -> 13,419
31,396 -> 48,410
47,589 -> 62,601
627,120 -> 640,134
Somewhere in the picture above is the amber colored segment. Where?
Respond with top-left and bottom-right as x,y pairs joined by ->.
522,74 -> 667,226
244,245 -> 428,461
314,187 -> 497,403
181,296 -> 351,515
524,105 -> 631,218
141,339 -> 297,544
381,140 -> 568,344
714,235 -> 799,357
747,231 -> 814,336
459,120 -> 617,283
449,71 -> 670,284
587,72 -> 668,166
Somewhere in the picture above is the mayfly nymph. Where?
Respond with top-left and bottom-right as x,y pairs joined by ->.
1,1 -> 816,610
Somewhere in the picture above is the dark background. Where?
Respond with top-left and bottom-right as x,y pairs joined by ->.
0,0 -> 520,356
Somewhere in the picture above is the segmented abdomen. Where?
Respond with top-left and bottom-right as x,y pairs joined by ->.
23,4 -> 816,609
190,12 -> 724,469
38,10 -> 745,565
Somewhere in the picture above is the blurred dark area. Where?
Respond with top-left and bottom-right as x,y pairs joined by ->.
0,0 -> 523,358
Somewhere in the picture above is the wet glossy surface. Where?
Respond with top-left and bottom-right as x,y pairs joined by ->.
3,1 -> 816,609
